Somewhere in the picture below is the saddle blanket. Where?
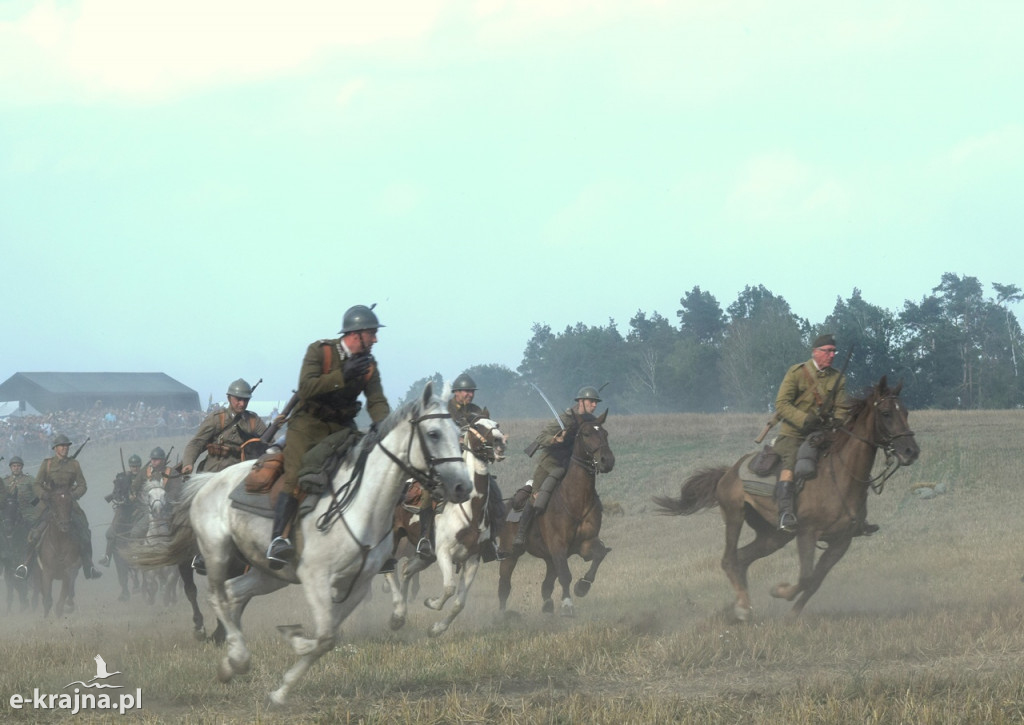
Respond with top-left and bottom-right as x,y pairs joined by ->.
738,453 -> 777,499
228,481 -> 320,519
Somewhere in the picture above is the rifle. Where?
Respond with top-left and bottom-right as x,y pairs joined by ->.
753,345 -> 855,444
249,377 -> 263,395
72,437 -> 90,459
259,391 -> 300,445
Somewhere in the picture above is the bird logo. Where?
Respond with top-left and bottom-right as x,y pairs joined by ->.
64,655 -> 124,690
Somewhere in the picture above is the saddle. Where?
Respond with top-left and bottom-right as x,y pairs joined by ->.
400,479 -> 442,515
738,451 -> 780,499
228,449 -> 317,519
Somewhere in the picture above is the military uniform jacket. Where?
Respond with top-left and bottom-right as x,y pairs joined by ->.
35,456 -> 87,513
3,473 -> 41,524
531,408 -> 578,473
448,399 -> 483,428
182,408 -> 268,470
294,338 -> 390,427
775,358 -> 847,439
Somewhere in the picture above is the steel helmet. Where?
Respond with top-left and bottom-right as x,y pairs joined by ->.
574,386 -> 602,402
150,447 -> 166,460
226,378 -> 253,399
339,304 -> 384,334
9,456 -> 23,466
128,454 -> 142,467
52,434 -> 72,448
452,373 -> 477,392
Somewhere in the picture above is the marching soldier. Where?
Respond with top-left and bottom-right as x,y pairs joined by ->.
512,386 -> 601,555
265,304 -> 391,570
16,434 -> 102,580
181,378 -> 267,475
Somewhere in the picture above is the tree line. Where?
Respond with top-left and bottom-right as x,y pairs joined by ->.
402,273 -> 1024,417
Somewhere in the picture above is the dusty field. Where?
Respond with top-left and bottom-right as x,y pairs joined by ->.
1,408 -> 1023,723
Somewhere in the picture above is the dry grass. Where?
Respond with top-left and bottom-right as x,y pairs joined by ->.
3,410 -> 1024,723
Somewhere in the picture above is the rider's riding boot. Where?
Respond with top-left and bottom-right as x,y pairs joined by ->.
416,505 -> 435,560
512,502 -> 535,555
191,554 -> 207,576
776,471 -> 798,533
266,494 -> 300,570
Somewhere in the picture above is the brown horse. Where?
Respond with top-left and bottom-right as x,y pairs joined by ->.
497,410 -> 615,616
36,488 -> 82,617
654,376 -> 920,620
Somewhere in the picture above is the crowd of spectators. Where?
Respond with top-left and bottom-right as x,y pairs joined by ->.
0,403 -> 213,464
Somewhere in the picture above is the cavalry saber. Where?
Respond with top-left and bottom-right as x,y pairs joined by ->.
528,382 -> 565,432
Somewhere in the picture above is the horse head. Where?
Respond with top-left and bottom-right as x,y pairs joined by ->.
572,409 -> 615,475
462,408 -> 508,464
403,382 -> 473,504
846,376 -> 920,466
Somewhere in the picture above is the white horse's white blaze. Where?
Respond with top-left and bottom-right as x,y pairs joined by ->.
179,383 -> 471,705
386,415 -> 507,637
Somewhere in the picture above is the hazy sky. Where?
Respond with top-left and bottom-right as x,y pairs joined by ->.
2,1 -> 1021,408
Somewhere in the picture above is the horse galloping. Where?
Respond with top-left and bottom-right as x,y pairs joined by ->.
497,409 -> 615,617
137,382 -> 472,705
654,376 -> 920,620
386,411 -> 507,637
36,488 -> 82,617
139,485 -> 180,606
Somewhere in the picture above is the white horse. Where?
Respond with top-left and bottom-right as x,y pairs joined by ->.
385,412 -> 507,637
139,485 -> 179,606
139,382 -> 472,706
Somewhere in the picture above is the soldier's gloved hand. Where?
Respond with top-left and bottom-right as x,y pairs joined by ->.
181,463 -> 193,475
343,354 -> 372,381
802,413 -> 823,432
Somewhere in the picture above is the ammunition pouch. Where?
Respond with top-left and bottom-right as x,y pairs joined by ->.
511,483 -> 533,511
749,445 -> 780,477
206,443 -> 235,458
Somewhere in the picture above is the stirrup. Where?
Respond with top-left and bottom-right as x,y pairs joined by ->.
778,512 -> 798,533
415,537 -> 434,560
99,555 -> 111,567
14,564 -> 28,580
191,554 -> 207,576
266,536 -> 294,570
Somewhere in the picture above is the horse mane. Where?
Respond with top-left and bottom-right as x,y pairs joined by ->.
342,391 -> 429,465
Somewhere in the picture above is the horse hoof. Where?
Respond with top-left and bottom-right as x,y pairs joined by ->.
217,660 -> 234,683
389,615 -> 406,631
770,583 -> 792,600
427,624 -> 447,638
424,597 -> 442,611
733,604 -> 751,622
193,627 -> 207,642
573,579 -> 592,598
560,605 -> 575,618
541,600 -> 554,614
267,690 -> 288,709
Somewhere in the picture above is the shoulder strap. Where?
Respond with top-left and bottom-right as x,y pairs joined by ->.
799,364 -> 825,407
322,342 -> 333,374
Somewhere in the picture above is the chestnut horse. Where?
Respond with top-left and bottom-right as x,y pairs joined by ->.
36,488 -> 82,617
654,376 -> 919,620
497,410 -> 615,617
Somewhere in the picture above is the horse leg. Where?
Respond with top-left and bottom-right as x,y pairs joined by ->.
573,537 -> 611,598
540,557 -> 559,614
270,576 -> 369,706
429,555 -> 478,638
424,548 -> 456,612
179,561 -> 207,639
497,555 -> 519,614
388,556 -> 428,631
41,575 -> 53,618
770,531 -> 821,604
790,536 -> 853,616
210,568 -> 288,684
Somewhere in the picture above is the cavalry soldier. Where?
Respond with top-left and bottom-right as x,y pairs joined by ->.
265,304 -> 391,570
130,448 -> 173,538
181,378 -> 267,475
512,386 -> 601,555
772,334 -> 879,535
15,434 -> 102,580
3,456 -> 41,530
99,453 -> 142,567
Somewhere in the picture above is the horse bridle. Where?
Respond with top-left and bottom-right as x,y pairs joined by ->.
833,394 -> 916,493
571,424 -> 610,477
462,422 -> 500,464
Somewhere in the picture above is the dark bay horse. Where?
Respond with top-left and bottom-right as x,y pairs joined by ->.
36,488 -> 82,617
654,376 -> 920,620
0,495 -> 33,612
497,410 -> 615,617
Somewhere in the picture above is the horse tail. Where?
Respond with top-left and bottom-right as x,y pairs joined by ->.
652,466 -> 728,515
131,474 -> 207,568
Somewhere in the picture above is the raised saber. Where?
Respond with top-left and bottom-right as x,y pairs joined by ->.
528,382 -> 565,432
